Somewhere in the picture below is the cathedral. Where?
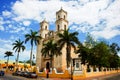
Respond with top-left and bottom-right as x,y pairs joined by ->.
36,8 -> 82,71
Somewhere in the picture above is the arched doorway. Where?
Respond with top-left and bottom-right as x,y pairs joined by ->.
46,62 -> 50,72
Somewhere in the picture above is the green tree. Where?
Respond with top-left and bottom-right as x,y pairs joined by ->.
4,51 -> 13,70
76,33 -> 96,65
25,30 -> 41,66
12,39 -> 25,66
92,42 -> 110,68
57,29 -> 80,68
41,40 -> 61,68
110,43 -> 120,55
84,33 -> 96,48
26,60 -> 36,65
19,61 -> 24,63
109,43 -> 120,68
76,44 -> 90,65
109,54 -> 120,68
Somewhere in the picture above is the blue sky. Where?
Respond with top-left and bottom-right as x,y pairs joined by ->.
0,0 -> 120,62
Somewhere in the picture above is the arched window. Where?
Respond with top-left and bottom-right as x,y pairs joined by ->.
64,15 -> 65,19
58,25 -> 60,31
45,34 -> 47,38
64,25 -> 66,30
58,15 -> 60,19
45,26 -> 47,30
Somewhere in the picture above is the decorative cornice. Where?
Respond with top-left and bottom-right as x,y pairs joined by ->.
55,18 -> 68,24
40,29 -> 49,32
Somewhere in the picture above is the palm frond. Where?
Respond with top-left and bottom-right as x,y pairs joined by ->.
57,29 -> 80,68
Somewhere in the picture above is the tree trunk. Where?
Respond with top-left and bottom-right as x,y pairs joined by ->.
16,52 -> 20,67
6,56 -> 9,71
50,56 -> 53,69
66,44 -> 71,68
30,45 -> 33,67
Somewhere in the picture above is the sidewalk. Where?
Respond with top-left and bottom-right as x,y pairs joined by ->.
84,72 -> 120,80
40,73 -> 120,80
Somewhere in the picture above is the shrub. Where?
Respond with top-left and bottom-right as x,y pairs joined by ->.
87,68 -> 91,72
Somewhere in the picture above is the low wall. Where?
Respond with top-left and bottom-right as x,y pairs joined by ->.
73,69 -> 120,79
37,68 -> 71,79
86,69 -> 120,78
36,67 -> 120,79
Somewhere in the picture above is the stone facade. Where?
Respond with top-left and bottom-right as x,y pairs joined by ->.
36,8 -> 80,71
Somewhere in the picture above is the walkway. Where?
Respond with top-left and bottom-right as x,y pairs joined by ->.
84,73 -> 120,80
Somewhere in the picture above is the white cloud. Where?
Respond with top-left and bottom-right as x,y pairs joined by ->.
0,38 -> 33,61
0,48 -> 7,60
9,26 -> 25,33
0,38 -> 13,44
23,21 -> 31,26
68,0 -> 108,25
0,17 -> 4,31
12,0 -> 61,22
10,35 -> 18,40
2,10 -> 11,17
0,26 -> 4,31
0,0 -> 120,61
1,0 -> 120,38
68,0 -> 120,39
19,49 -> 36,61
8,0 -> 120,39
0,38 -> 14,60
18,50 -> 30,61
12,0 -> 42,21
91,29 -> 120,39
0,17 -> 4,24
8,24 -> 12,28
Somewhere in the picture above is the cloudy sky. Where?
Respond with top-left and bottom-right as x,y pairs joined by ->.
0,0 -> 120,62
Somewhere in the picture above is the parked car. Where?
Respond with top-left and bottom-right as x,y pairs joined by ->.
17,71 -> 22,76
30,72 -> 37,78
12,71 -> 20,76
23,71 -> 29,77
0,70 -> 5,76
25,72 -> 37,78
19,72 -> 25,76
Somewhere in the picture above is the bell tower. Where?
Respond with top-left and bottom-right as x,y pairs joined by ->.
56,8 -> 68,32
36,19 -> 49,69
40,19 -> 49,38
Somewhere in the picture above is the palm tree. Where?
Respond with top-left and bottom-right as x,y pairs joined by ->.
12,39 -> 25,67
4,51 -> 13,71
25,30 -> 41,66
57,29 -> 80,68
41,40 -> 61,68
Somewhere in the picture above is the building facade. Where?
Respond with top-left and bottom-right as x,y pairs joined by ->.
36,8 -> 82,71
